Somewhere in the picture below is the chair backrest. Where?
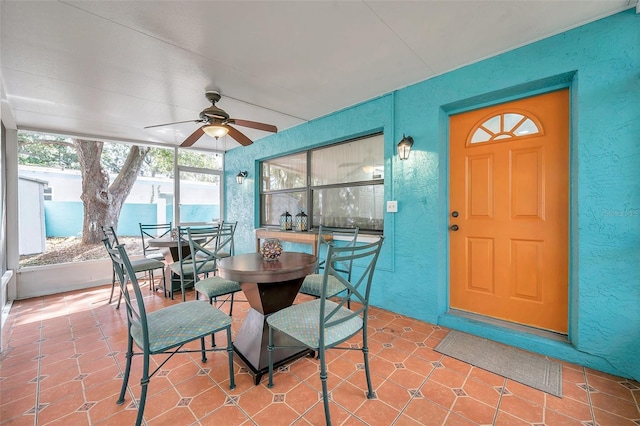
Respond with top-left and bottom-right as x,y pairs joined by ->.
101,237 -> 150,346
315,225 -> 359,279
217,221 -> 237,256
139,222 -> 172,255
102,225 -> 120,246
185,226 -> 222,279
318,237 -> 384,345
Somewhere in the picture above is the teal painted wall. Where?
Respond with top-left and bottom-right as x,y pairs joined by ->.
225,10 -> 640,380
43,202 -> 219,236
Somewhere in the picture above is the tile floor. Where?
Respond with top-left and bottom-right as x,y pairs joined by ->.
1,283 -> 639,425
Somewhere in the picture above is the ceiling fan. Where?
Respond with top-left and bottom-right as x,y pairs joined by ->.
144,91 -> 278,147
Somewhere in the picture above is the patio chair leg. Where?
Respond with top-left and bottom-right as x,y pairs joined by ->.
136,352 -> 151,426
161,268 -> 167,298
208,296 -> 217,348
117,336 -> 134,405
319,347 -> 332,426
108,268 -> 116,304
227,327 -> 236,389
200,337 -> 207,362
267,326 -> 275,388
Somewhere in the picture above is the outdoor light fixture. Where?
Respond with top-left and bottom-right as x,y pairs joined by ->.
397,134 -> 414,160
236,171 -> 248,184
203,124 -> 229,139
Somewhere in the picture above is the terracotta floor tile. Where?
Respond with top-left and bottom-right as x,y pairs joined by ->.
251,397 -> 300,425
41,411 -> 91,425
284,382 -> 321,415
590,390 -> 640,419
419,379 -> 457,410
36,392 -> 87,425
497,393 -> 545,424
236,383 -> 277,417
593,406 -> 640,426
403,397 -> 450,425
543,407 -> 591,425
451,395 -> 496,424
3,286 -> 638,425
588,372 -> 639,402
374,379 -> 413,411
353,398 -> 400,425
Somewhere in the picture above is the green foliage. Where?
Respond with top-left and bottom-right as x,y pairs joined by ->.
18,132 -> 79,170
17,130 -> 222,177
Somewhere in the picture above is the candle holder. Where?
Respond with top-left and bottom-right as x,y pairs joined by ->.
280,211 -> 292,231
295,211 -> 308,232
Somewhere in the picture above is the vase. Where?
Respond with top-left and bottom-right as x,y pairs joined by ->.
261,238 -> 283,261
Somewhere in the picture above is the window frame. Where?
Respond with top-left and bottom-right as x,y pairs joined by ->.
259,133 -> 384,234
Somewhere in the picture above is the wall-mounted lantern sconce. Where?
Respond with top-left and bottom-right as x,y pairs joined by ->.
236,171 -> 248,184
397,134 -> 414,160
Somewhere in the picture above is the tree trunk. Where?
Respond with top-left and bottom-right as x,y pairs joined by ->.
74,140 -> 149,244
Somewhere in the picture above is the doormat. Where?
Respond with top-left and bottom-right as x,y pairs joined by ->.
435,331 -> 562,397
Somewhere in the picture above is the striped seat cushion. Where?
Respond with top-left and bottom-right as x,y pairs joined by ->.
299,274 -> 347,299
267,299 -> 362,348
130,301 -> 231,353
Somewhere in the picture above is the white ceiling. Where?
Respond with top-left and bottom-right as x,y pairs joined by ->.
1,0 -> 635,151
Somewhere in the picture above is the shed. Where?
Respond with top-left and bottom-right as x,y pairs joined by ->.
18,176 -> 48,255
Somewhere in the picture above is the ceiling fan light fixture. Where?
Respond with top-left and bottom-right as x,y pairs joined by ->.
203,124 -> 229,139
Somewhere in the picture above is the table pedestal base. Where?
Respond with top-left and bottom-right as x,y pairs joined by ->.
233,308 -> 313,385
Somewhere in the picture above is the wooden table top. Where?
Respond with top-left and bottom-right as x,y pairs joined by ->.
217,252 -> 317,284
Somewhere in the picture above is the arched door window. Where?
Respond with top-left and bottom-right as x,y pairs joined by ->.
469,111 -> 542,144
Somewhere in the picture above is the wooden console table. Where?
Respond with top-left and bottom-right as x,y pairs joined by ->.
255,228 -> 332,257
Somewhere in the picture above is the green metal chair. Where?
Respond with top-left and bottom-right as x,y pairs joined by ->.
299,225 -> 359,308
102,225 -> 166,307
102,238 -> 235,426
186,226 -> 243,345
139,222 -> 172,261
215,220 -> 237,258
267,237 -> 384,426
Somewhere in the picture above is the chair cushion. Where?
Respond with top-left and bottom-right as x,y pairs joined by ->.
299,274 -> 347,299
145,252 -> 165,261
130,258 -> 165,273
169,260 -> 216,276
195,277 -> 241,298
130,301 -> 232,353
267,299 -> 362,349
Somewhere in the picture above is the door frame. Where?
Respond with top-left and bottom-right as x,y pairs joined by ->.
441,81 -> 576,342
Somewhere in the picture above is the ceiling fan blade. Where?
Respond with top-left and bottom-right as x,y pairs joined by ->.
226,125 -> 253,147
144,119 -> 201,129
180,126 -> 205,147
230,119 -> 277,133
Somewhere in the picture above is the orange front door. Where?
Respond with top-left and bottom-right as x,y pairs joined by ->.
449,90 -> 569,333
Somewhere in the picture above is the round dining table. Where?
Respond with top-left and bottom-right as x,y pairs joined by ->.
217,252 -> 317,385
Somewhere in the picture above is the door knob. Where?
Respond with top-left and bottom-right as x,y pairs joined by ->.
451,211 -> 459,217
450,225 -> 459,231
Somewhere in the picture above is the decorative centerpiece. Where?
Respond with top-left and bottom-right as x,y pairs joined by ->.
261,238 -> 283,261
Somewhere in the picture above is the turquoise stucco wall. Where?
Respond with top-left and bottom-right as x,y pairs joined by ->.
225,10 -> 640,380
43,202 -> 219,236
